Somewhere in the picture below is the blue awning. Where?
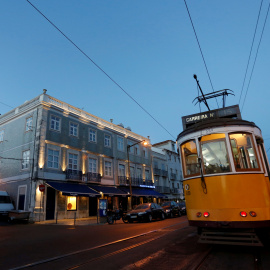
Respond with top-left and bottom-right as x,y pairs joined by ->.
46,181 -> 100,197
90,185 -> 127,196
120,187 -> 166,198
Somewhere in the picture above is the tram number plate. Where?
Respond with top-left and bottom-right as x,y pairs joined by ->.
186,191 -> 191,195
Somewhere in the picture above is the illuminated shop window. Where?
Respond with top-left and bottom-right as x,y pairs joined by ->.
67,196 -> 77,211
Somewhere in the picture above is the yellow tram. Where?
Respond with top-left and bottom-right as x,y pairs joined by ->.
177,105 -> 270,242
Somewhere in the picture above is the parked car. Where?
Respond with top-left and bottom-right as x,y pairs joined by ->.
0,191 -> 14,218
125,203 -> 165,223
178,201 -> 186,215
161,201 -> 181,218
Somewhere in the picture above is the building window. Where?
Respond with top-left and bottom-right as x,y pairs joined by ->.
104,161 -> 112,176
88,158 -> 97,173
0,130 -> 4,142
89,129 -> 97,142
143,148 -> 148,158
118,164 -> 125,176
67,196 -> 77,211
145,169 -> 150,180
48,149 -> 59,169
22,150 -> 30,170
26,117 -> 33,131
127,141 -> 134,154
50,115 -> 61,131
70,122 -> 78,137
68,153 -> 78,170
137,167 -> 142,179
134,145 -> 140,155
104,134 -> 111,148
117,137 -> 124,151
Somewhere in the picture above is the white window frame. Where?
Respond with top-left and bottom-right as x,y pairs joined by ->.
104,160 -> 112,177
47,148 -> 60,169
22,150 -> 30,170
145,169 -> 150,180
68,153 -> 78,170
88,157 -> 98,173
117,136 -> 124,151
0,130 -> 4,142
50,115 -> 61,132
69,122 -> 79,137
25,116 -> 33,132
89,128 -> 97,143
118,163 -> 125,176
104,134 -> 111,148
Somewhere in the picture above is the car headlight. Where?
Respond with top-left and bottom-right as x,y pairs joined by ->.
166,209 -> 170,213
138,212 -> 146,215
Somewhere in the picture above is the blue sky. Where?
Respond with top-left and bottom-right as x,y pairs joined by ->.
1,1 -> 270,149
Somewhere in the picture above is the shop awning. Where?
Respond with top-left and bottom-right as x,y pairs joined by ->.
120,187 -> 166,198
46,181 -> 100,197
90,185 -> 127,196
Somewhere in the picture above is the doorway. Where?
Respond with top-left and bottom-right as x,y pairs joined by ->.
46,187 -> 55,220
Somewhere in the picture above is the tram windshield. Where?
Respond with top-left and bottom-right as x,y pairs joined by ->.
229,133 -> 259,170
201,139 -> 231,174
181,140 -> 200,177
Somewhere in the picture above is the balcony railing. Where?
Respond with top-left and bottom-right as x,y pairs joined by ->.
85,172 -> 101,183
153,168 -> 161,175
161,170 -> 168,177
66,169 -> 82,180
171,188 -> 179,194
65,170 -> 101,183
118,176 -> 154,187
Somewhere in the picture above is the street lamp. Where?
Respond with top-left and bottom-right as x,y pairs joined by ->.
127,140 -> 148,210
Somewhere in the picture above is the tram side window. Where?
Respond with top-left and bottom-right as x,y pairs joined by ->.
181,140 -> 200,177
201,140 -> 231,174
229,133 -> 259,170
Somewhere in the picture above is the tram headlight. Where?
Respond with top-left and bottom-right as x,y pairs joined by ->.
240,211 -> 247,217
249,211 -> 257,217
196,212 -> 202,217
203,212 -> 210,218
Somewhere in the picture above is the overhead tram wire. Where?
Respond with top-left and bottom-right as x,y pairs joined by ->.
241,2 -> 270,113
239,0 -> 264,108
26,0 -> 176,140
183,0 -> 218,109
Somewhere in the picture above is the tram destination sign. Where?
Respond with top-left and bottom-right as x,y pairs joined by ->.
182,105 -> 241,130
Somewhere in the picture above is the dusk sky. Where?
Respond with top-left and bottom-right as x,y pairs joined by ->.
1,1 -> 270,150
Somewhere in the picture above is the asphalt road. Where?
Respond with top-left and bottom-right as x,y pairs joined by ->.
0,216 -> 191,270
3,216 -> 270,270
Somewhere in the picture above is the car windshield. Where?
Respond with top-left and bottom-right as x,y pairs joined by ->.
135,204 -> 149,210
162,202 -> 170,206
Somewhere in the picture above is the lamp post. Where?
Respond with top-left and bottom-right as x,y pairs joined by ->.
127,140 -> 148,210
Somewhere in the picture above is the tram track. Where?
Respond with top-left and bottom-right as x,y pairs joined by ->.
10,221 -> 188,270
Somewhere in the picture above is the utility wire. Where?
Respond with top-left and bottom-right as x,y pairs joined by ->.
239,0 -> 264,107
0,101 -> 14,109
26,0 -> 176,140
183,0 -> 218,109
241,2 -> 270,113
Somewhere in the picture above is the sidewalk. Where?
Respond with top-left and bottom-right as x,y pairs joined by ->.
35,216 -> 106,226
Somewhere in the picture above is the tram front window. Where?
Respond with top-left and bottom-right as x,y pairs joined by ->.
229,133 -> 259,170
201,140 -> 231,174
181,140 -> 200,177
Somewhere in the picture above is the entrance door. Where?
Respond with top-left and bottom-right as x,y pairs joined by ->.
46,187 -> 55,220
89,197 -> 97,216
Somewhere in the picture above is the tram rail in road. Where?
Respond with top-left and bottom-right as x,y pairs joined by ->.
10,221 -> 189,270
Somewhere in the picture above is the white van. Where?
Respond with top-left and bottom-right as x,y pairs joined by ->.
0,191 -> 14,216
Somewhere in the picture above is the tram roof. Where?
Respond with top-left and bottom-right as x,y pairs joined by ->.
177,117 -> 260,141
